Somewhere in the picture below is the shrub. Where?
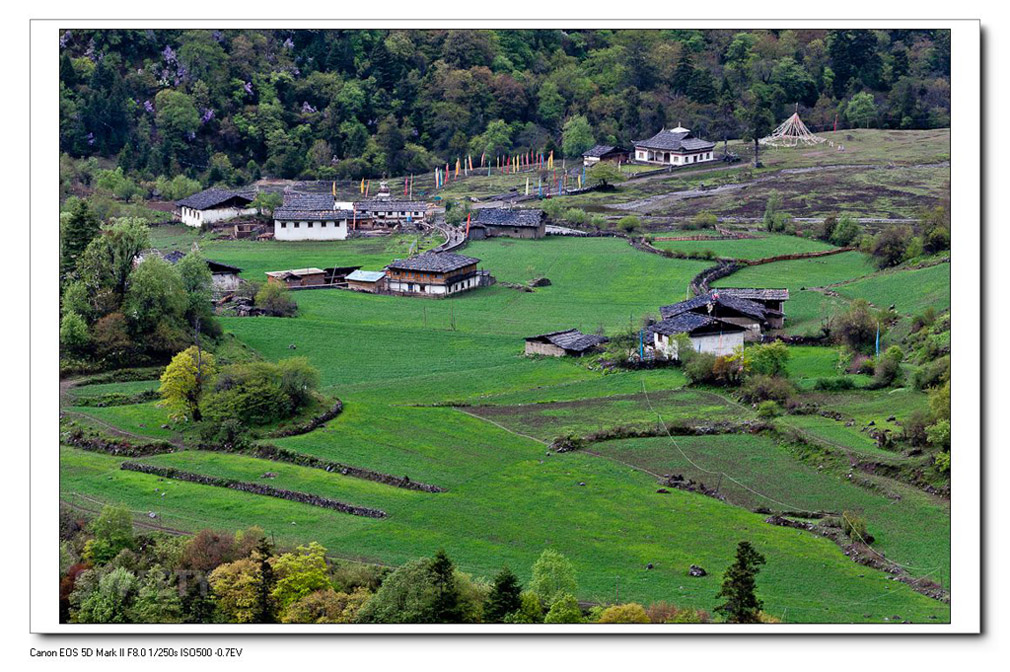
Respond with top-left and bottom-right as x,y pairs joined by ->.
739,374 -> 794,404
902,409 -> 931,447
913,355 -> 950,390
830,300 -> 880,352
812,377 -> 856,391
841,511 -> 874,544
685,212 -> 717,230
829,215 -> 860,247
617,215 -> 641,233
201,359 -> 320,426
933,451 -> 951,475
870,226 -> 913,269
60,311 -> 91,354
562,208 -> 588,225
748,342 -> 790,377
868,346 -> 904,389
543,593 -> 584,624
755,400 -> 782,418
255,282 -> 298,317
684,352 -> 718,385
595,603 -> 650,623
926,420 -> 951,450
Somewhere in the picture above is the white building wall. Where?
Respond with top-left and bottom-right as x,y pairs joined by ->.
212,274 -> 242,292
654,330 -> 744,360
274,219 -> 349,241
181,206 -> 257,228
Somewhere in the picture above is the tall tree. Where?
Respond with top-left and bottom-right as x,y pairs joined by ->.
485,565 -> 523,622
60,199 -> 101,282
715,541 -> 767,624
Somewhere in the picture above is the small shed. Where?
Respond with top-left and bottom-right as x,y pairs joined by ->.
525,329 -> 609,357
346,270 -> 387,293
582,144 -> 631,166
265,267 -> 327,288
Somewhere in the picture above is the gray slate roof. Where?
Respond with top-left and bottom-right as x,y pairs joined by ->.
474,208 -> 544,227
274,193 -> 352,221
634,129 -> 715,152
715,288 -> 790,302
355,200 -> 427,211
158,250 -> 241,274
526,329 -> 609,353
582,144 -> 629,158
659,291 -> 769,321
175,188 -> 255,210
386,251 -> 480,273
650,313 -> 746,337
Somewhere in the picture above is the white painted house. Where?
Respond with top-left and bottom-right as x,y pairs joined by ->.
650,312 -> 747,361
633,125 -> 716,167
273,193 -> 353,241
175,188 -> 257,228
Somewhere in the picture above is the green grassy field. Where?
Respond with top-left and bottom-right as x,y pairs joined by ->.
834,262 -> 951,316
61,214 -> 951,622
653,234 -> 836,260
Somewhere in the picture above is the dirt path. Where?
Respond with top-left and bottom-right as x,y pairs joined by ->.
611,161 -> 950,212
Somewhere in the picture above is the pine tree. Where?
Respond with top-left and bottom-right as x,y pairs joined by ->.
252,537 -> 278,624
60,199 -> 101,283
429,549 -> 464,623
715,541 -> 767,623
486,565 -> 523,622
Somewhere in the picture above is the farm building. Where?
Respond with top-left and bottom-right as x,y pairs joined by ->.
385,252 -> 489,297
659,290 -> 784,340
354,199 -> 427,227
345,270 -> 387,293
470,208 -> 546,239
265,267 -> 327,288
633,125 -> 716,166
175,188 -> 257,228
135,249 -> 243,292
649,313 -> 748,360
582,144 -> 631,167
712,288 -> 790,329
273,193 -> 353,241
524,329 -> 609,357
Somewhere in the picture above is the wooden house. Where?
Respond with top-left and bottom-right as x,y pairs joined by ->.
175,189 -> 257,228
345,270 -> 387,293
711,288 -> 790,329
471,208 -> 546,239
524,329 -> 609,357
633,125 -> 716,166
582,144 -> 631,167
385,252 -> 487,296
265,267 -> 327,288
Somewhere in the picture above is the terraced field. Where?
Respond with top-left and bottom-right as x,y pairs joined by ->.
60,138 -> 952,622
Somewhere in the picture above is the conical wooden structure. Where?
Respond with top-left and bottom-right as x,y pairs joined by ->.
760,110 -> 826,147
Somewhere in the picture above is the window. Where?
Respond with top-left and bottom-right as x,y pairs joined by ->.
281,222 -> 287,228
294,222 -> 299,228
308,222 -> 313,228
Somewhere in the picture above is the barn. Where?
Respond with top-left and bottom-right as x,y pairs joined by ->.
649,313 -> 748,360
524,329 -> 609,357
582,144 -> 631,167
345,270 -> 387,293
265,268 -> 327,288
471,208 -> 546,239
175,189 -> 257,228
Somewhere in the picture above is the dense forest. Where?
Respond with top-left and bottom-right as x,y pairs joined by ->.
59,28 -> 951,184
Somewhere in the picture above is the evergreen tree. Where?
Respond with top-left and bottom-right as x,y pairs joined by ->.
714,541 -> 767,624
60,199 -> 101,282
252,537 -> 277,624
486,565 -> 523,622
429,549 -> 464,623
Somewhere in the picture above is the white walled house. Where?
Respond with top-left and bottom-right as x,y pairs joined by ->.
633,125 -> 716,167
273,194 -> 352,241
659,291 -> 780,342
650,313 -> 747,361
385,252 -> 487,297
175,189 -> 257,228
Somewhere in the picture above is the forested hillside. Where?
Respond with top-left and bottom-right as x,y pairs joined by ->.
59,28 -> 951,184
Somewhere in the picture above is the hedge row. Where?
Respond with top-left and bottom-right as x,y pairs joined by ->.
63,427 -> 176,457
198,442 -> 446,493
119,462 -> 387,518
266,400 -> 344,438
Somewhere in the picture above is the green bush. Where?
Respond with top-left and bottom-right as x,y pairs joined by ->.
739,374 -> 794,404
812,377 -> 856,391
201,359 -> 320,426
841,511 -> 874,544
755,400 -> 782,418
255,282 -> 298,317
684,352 -> 718,385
